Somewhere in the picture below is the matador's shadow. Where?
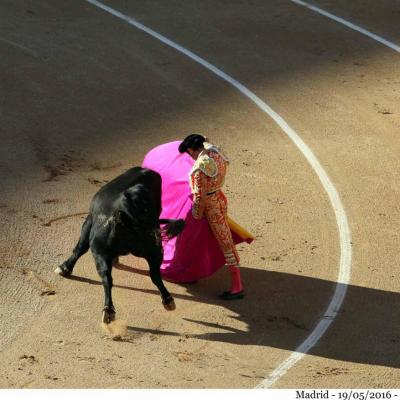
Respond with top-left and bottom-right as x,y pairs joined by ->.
112,263 -> 400,370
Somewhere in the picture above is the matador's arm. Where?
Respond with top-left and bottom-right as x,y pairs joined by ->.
191,170 -> 207,219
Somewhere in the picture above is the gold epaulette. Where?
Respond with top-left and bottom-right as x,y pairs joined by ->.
192,153 -> 218,177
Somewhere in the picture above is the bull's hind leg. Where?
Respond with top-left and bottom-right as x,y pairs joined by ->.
93,253 -> 115,324
55,215 -> 92,277
146,250 -> 176,311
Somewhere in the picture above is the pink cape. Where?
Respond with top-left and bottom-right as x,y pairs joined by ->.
142,141 -> 244,283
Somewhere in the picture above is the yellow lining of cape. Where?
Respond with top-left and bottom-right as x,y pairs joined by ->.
227,216 -> 255,241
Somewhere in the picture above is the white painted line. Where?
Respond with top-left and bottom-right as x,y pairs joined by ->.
290,0 -> 400,53
85,0 -> 352,388
0,37 -> 38,58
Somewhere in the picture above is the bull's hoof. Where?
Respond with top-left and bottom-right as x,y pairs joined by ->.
54,264 -> 71,278
163,298 -> 176,311
102,309 -> 116,324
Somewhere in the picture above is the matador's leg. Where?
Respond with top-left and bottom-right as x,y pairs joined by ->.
205,193 -> 240,266
205,193 -> 243,298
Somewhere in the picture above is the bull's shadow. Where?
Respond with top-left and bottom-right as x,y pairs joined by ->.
114,263 -> 399,369
71,263 -> 400,369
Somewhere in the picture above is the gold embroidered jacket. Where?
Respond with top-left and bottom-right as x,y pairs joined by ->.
189,143 -> 229,219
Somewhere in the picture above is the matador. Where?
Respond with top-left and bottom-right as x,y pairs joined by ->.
179,134 -> 244,300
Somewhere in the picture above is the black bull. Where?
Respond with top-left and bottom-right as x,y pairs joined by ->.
55,167 -> 185,324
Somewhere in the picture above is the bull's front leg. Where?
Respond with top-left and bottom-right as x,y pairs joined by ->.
93,252 -> 115,324
146,250 -> 176,311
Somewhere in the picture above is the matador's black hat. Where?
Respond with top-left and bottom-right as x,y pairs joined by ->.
178,134 -> 206,153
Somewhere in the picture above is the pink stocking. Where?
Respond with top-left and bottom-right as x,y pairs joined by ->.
229,265 -> 243,293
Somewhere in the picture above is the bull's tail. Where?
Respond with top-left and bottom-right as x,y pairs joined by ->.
159,219 -> 185,239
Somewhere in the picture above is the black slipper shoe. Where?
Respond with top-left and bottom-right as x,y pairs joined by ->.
219,290 -> 245,300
